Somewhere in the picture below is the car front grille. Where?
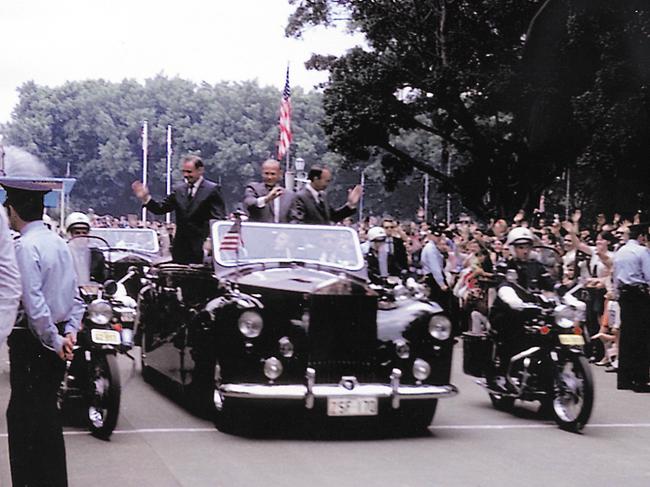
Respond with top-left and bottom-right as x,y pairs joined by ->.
307,294 -> 377,365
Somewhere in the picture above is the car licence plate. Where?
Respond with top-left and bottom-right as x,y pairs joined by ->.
327,397 -> 378,417
559,334 -> 585,346
91,329 -> 121,345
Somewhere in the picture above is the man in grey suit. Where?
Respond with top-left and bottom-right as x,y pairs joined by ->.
289,164 -> 362,225
132,155 -> 225,264
243,159 -> 294,223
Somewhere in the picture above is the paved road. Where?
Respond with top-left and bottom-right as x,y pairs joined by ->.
1,344 -> 649,487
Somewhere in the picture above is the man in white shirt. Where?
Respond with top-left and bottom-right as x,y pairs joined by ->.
0,204 -> 21,347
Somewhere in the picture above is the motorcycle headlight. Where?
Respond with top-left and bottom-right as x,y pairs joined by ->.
88,300 -> 113,325
556,317 -> 575,329
238,311 -> 263,338
428,314 -> 452,340
114,307 -> 136,323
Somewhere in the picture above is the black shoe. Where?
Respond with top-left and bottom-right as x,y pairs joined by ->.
605,366 -> 618,373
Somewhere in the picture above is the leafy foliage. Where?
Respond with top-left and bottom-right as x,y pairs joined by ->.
1,76 -> 429,218
287,0 -> 650,219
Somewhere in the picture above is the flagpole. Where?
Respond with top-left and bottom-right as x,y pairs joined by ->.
165,124 -> 172,225
359,171 -> 365,222
424,173 -> 430,221
141,120 -> 149,223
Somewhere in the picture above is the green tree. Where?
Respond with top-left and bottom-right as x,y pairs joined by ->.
287,0 -> 650,219
2,76 -> 436,220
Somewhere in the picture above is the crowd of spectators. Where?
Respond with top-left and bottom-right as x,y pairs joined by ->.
354,208 -> 648,371
76,204 -> 646,372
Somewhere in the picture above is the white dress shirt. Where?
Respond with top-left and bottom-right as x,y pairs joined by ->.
0,206 -> 21,348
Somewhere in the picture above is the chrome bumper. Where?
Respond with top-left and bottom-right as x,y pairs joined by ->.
220,368 -> 458,410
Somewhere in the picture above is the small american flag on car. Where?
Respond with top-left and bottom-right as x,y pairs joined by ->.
219,218 -> 244,251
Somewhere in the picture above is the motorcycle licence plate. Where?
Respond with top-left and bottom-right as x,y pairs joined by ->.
91,329 -> 121,345
327,397 -> 378,417
559,334 -> 585,346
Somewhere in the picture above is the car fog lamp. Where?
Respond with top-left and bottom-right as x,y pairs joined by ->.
395,339 -> 410,359
238,311 -> 263,338
412,358 -> 431,381
263,357 -> 283,380
278,336 -> 294,358
88,300 -> 113,325
428,315 -> 452,340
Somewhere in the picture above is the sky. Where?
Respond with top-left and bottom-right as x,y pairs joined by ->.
0,0 -> 363,123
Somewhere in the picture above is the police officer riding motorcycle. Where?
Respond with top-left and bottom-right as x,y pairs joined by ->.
65,212 -> 107,283
463,227 -> 595,432
59,212 -> 137,439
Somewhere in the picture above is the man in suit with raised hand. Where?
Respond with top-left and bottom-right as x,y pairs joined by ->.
132,154 -> 225,264
243,159 -> 295,223
289,164 -> 362,225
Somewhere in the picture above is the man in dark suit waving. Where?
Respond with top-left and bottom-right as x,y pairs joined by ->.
131,155 -> 225,264
243,159 -> 295,223
289,164 -> 362,225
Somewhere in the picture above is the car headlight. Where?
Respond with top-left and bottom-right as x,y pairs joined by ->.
263,357 -> 283,380
428,314 -> 452,340
238,311 -> 263,338
394,339 -> 410,359
412,358 -> 431,381
88,300 -> 113,325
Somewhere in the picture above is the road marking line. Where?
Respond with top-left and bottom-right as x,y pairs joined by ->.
431,423 -> 650,430
2,423 -> 650,438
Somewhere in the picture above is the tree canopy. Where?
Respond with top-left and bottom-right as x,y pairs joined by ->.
1,76 -> 434,219
287,0 -> 650,219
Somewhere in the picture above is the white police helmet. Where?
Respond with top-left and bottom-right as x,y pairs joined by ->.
367,226 -> 387,242
506,227 -> 534,246
65,212 -> 91,233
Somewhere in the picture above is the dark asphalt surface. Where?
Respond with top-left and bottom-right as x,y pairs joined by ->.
1,343 -> 649,487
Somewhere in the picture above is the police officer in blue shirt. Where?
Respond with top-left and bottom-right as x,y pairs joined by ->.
1,179 -> 84,487
613,222 -> 650,392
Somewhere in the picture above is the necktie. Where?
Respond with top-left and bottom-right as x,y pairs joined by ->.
187,183 -> 194,200
317,191 -> 326,213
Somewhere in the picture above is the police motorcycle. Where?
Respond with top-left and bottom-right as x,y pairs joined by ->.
58,234 -> 138,439
463,234 -> 594,432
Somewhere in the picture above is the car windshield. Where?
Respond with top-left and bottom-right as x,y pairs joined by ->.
89,228 -> 159,253
212,222 -> 364,270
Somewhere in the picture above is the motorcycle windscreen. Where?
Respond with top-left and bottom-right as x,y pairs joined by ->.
68,237 -> 93,285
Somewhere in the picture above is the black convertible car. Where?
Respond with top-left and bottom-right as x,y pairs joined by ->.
137,222 -> 457,432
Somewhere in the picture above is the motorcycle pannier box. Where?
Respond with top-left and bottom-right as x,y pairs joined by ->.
462,332 -> 492,377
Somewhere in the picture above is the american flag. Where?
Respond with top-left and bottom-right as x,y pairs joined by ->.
219,219 -> 244,252
277,66 -> 292,160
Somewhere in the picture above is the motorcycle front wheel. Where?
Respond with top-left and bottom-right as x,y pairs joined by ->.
87,353 -> 121,439
549,355 -> 594,432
